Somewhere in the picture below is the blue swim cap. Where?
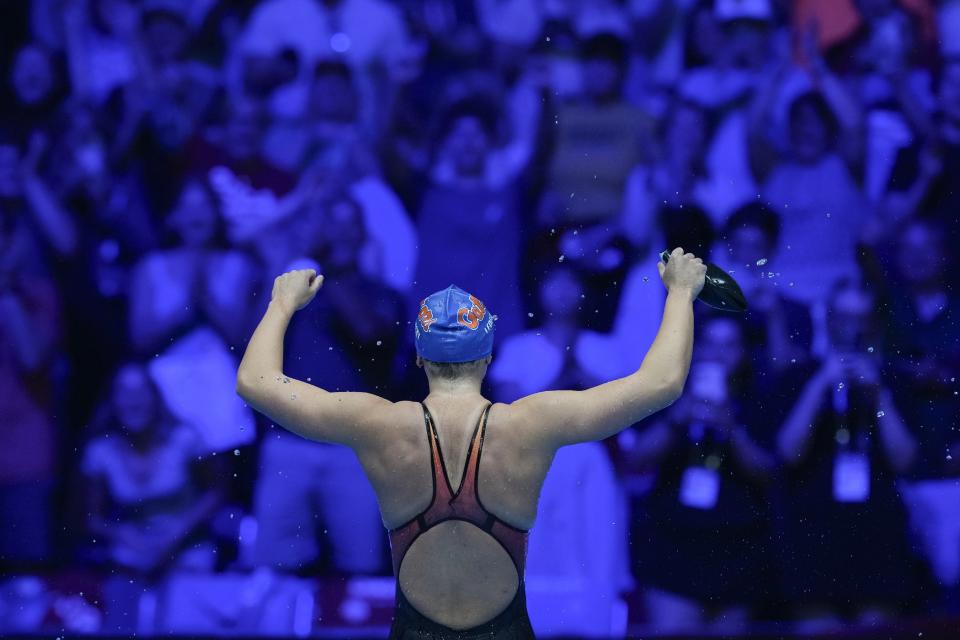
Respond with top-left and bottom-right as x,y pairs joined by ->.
415,285 -> 495,363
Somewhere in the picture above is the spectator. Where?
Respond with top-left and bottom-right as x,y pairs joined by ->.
623,314 -> 777,634
81,362 -> 224,632
761,90 -> 870,307
63,0 -> 143,105
543,32 -> 653,229
3,42 -> 69,134
621,99 -> 719,249
413,99 -> 526,340
491,264 -> 632,635
775,277 -> 920,629
128,178 -> 256,453
677,0 -> 781,219
882,57 -> 960,247
117,1 -> 219,190
884,220 -> 960,610
715,203 -> 814,372
489,265 -> 599,402
82,362 -> 224,573
233,0 -> 413,121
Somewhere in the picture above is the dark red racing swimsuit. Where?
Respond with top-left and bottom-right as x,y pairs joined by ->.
387,402 -> 535,639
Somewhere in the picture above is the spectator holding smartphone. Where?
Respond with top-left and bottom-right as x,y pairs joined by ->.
622,313 -> 777,634
775,277 -> 920,630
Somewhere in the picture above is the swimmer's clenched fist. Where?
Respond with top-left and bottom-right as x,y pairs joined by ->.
272,269 -> 324,313
658,247 -> 707,298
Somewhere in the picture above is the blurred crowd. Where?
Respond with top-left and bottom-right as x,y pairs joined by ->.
1,0 -> 959,636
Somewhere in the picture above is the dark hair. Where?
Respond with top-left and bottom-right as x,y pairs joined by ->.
580,33 -> 629,68
659,204 -> 716,261
314,59 -> 352,81
160,176 -> 229,248
142,6 -> 188,28
724,202 -> 781,246
423,357 -> 490,380
435,99 -> 500,142
788,91 -> 839,144
0,127 -> 25,152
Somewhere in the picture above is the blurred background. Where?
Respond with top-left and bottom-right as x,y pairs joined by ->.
0,0 -> 959,637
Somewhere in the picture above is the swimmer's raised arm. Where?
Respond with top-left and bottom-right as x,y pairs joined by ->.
511,247 -> 706,450
236,269 -> 394,450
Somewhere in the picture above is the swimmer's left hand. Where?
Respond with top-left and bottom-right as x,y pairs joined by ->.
271,269 -> 324,314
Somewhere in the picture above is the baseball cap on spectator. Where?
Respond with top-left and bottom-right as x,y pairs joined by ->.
715,0 -> 772,22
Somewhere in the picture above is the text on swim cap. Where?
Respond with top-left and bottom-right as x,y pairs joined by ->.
457,295 -> 487,330
418,300 -> 437,332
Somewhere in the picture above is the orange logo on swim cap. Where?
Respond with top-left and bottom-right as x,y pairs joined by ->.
418,300 -> 437,332
457,295 -> 487,330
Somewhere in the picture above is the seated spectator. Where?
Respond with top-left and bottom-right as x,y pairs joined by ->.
884,220 -> 960,610
622,314 -> 777,634
82,362 -> 224,574
252,194 -> 402,576
775,277 -> 921,630
82,362 -> 224,633
715,203 -> 814,372
0,203 -> 60,570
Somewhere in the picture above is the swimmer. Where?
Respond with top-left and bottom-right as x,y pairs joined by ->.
236,247 -> 707,638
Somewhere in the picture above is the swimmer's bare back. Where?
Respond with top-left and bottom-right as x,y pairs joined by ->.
236,248 -> 706,629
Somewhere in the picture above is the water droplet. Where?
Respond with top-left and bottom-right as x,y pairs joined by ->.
376,340 -> 382,346
837,382 -> 845,390
876,410 -> 885,418
756,258 -> 768,266
868,346 -> 875,353
826,212 -> 832,218
642,276 -> 649,282
527,312 -> 534,318
233,449 -> 240,456
558,255 -> 565,262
